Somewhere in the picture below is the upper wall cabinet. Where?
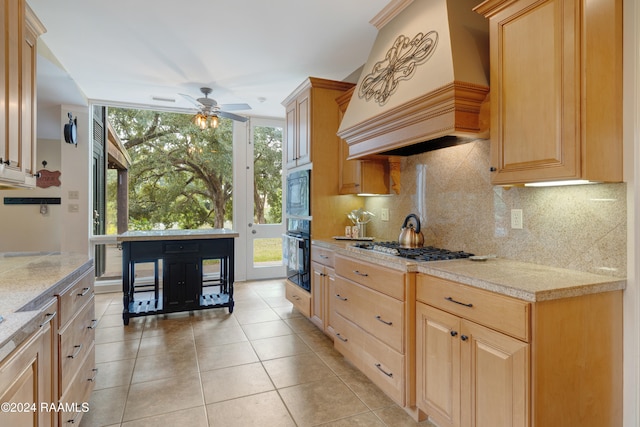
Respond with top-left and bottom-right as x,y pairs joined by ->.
282,78 -> 354,170
475,0 -> 622,185
336,87 -> 389,195
0,1 -> 45,188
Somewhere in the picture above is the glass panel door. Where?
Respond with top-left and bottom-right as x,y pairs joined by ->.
246,119 -> 285,280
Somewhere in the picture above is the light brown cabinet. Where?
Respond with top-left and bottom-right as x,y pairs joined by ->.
0,298 -> 57,427
417,273 -> 622,427
56,266 -> 96,426
0,1 -> 45,188
284,91 -> 310,168
330,254 -> 415,410
336,87 -> 389,195
416,302 -> 528,427
310,246 -> 335,333
283,78 -> 354,170
475,0 -> 622,185
285,280 -> 311,318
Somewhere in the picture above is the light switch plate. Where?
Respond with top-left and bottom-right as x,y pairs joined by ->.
381,208 -> 389,221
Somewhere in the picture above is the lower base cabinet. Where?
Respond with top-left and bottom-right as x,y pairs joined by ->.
417,273 -> 622,427
285,280 -> 311,317
0,298 -> 57,427
416,302 -> 528,427
57,265 -> 96,426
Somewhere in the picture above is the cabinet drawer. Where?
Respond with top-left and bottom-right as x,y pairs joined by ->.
164,242 -> 199,254
312,247 -> 334,267
59,343 -> 96,426
285,281 -> 311,317
57,269 -> 94,327
335,255 -> 405,300
417,275 -> 530,342
331,313 -> 404,405
332,276 -> 404,352
59,296 -> 96,394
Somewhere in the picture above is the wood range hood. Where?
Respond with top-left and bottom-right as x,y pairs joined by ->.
338,0 -> 490,159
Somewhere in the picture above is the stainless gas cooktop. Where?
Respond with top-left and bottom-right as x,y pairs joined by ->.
352,241 -> 474,262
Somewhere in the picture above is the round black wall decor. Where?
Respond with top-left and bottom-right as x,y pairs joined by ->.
64,112 -> 77,145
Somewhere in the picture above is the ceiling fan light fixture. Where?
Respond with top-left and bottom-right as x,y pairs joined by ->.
210,115 -> 219,128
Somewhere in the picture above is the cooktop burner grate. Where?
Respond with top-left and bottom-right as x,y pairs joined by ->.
353,241 -> 474,261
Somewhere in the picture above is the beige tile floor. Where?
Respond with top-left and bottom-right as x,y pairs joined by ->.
81,279 -> 436,427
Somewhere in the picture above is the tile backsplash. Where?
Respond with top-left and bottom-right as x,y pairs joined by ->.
363,139 -> 627,277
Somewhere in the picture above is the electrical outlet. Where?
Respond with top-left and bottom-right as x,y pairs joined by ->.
381,208 -> 389,221
511,209 -> 523,229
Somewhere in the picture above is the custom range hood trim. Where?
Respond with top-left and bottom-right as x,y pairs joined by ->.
339,0 -> 490,159
341,80 -> 489,159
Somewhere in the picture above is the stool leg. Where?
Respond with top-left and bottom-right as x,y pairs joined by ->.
154,260 -> 159,304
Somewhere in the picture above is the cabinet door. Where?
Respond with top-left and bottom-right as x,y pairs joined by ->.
0,322 -> 54,427
4,0 -> 21,168
310,261 -> 324,329
164,259 -> 200,309
489,0 -> 579,184
285,102 -> 297,169
416,303 -> 460,427
324,267 -> 335,334
296,93 -> 310,166
21,20 -> 38,177
460,320 -> 529,427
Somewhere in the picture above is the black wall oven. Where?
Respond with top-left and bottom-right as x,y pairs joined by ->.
283,219 -> 310,291
286,169 -> 310,218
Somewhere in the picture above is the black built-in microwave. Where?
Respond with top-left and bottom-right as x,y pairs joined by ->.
286,169 -> 310,217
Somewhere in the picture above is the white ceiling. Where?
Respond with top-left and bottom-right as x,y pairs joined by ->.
28,0 -> 389,138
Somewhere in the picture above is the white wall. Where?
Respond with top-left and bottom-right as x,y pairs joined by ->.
0,104 -> 91,256
0,138 -> 62,252
58,105 -> 91,255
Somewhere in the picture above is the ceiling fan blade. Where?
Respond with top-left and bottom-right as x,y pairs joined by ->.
217,110 -> 248,122
179,93 -> 203,107
219,103 -> 252,111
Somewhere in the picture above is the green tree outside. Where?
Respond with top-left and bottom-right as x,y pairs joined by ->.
107,108 -> 282,233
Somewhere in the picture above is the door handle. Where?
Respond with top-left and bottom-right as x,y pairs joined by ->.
252,230 -> 257,234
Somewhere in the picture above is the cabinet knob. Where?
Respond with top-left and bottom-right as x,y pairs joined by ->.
489,167 -> 497,172
450,330 -> 458,337
461,335 -> 469,341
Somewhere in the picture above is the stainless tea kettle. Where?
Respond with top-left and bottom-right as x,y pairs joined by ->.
399,214 -> 424,248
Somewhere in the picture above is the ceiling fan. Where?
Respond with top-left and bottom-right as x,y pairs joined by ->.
180,87 -> 251,128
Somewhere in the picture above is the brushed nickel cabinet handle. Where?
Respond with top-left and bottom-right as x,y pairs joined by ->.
68,344 -> 83,359
335,333 -> 348,342
88,368 -> 98,382
87,319 -> 98,329
445,296 -> 473,308
375,315 -> 392,326
353,270 -> 368,277
375,363 -> 393,377
77,287 -> 91,297
335,294 -> 348,301
40,311 -> 57,327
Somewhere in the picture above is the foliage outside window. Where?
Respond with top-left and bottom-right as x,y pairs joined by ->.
107,108 -> 282,232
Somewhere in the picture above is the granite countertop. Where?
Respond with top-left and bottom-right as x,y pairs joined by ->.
312,239 -> 626,302
0,252 -> 93,361
117,228 -> 239,241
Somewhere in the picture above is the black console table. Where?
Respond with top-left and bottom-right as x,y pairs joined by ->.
117,229 -> 238,325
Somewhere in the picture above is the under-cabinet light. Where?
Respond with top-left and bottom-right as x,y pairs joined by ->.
524,180 -> 599,187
